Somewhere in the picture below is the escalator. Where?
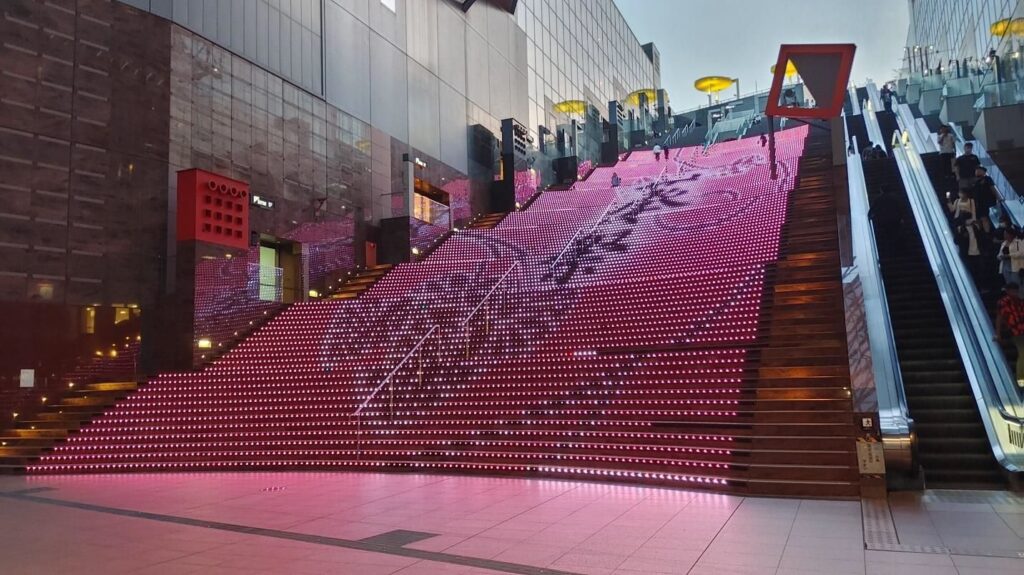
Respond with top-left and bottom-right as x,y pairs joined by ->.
865,158 -> 1007,489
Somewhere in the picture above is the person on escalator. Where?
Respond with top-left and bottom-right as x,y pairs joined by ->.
937,126 -> 957,177
955,143 -> 981,192
949,189 -> 984,280
997,227 -> 1024,286
972,166 -> 999,224
880,84 -> 893,112
611,172 -> 622,188
995,283 -> 1024,389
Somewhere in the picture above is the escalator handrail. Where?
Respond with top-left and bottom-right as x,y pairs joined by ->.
842,125 -> 914,442
886,126 -> 1024,473
861,98 -> 885,148
894,103 -> 934,154
848,84 -> 862,116
866,83 -> 884,114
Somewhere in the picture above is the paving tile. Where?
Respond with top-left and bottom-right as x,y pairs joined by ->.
865,565 -> 957,575
688,561 -> 778,575
777,553 -> 865,575
615,554 -> 696,574
950,554 -> 1024,570
864,550 -> 955,566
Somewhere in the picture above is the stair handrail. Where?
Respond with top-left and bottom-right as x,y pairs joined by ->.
843,121 -> 917,475
549,191 -> 620,269
459,261 -> 520,358
946,122 -> 1024,226
353,324 -> 439,418
888,125 -> 1024,475
460,261 -> 520,329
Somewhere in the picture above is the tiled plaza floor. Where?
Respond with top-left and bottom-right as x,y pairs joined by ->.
0,473 -> 1022,574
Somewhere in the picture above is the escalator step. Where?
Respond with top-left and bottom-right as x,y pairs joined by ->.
917,437 -> 991,453
898,359 -> 962,371
906,396 -> 976,410
914,422 -> 988,437
900,371 -> 967,384
907,408 -> 983,424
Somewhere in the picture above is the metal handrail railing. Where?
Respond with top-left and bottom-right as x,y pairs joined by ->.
353,324 -> 439,419
460,261 -> 520,358
889,126 -> 1024,475
549,188 -> 624,269
460,261 -> 520,329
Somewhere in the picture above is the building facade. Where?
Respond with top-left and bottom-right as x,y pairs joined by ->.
0,0 -> 660,415
905,0 -> 1024,79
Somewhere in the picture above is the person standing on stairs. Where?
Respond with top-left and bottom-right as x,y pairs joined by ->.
653,144 -> 662,162
995,282 -> 1024,389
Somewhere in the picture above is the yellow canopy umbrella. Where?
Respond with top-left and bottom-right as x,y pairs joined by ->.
625,89 -> 658,107
693,76 -> 734,94
553,100 -> 587,115
1012,18 -> 1024,35
991,18 -> 1011,36
770,60 -> 799,77
694,76 -> 734,104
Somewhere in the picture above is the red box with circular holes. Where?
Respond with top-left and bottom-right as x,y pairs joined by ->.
176,169 -> 250,249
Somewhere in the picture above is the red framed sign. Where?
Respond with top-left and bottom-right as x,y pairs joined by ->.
765,44 -> 857,120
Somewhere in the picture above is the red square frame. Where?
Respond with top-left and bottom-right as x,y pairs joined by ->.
765,44 -> 856,120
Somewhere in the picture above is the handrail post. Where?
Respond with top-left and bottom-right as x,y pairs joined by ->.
356,414 -> 362,461
389,377 -> 394,421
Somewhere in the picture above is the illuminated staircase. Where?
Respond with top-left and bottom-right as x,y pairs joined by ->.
23,127 -> 858,496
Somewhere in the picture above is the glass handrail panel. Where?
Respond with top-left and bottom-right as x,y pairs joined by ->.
973,81 -> 1023,110
943,76 -> 977,97
922,74 -> 945,91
